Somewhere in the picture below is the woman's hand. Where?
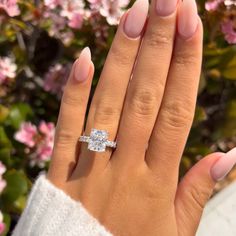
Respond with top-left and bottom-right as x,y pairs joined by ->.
46,0 -> 236,235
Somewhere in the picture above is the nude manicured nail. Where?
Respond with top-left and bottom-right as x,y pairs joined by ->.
211,148 -> 236,181
124,0 -> 149,38
156,0 -> 178,16
178,0 -> 198,39
74,47 -> 91,82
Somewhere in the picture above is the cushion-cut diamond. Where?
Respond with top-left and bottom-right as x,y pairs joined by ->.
88,129 -> 108,152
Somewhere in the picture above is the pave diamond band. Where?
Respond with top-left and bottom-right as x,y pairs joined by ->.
79,129 -> 117,153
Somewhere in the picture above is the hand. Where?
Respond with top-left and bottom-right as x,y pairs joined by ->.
47,0 -> 236,235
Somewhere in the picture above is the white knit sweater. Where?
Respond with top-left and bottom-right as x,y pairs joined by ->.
12,174 -> 112,236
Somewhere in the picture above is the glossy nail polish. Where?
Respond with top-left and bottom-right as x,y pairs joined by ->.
124,0 -> 149,38
156,0 -> 178,16
178,0 -> 198,39
75,47 -> 91,82
211,148 -> 236,181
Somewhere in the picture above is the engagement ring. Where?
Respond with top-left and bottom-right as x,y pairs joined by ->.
79,129 -> 117,153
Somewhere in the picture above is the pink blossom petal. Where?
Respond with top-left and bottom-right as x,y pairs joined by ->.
0,57 -> 17,84
0,162 -> 6,176
0,222 -> 5,234
205,0 -> 223,11
68,13 -> 83,29
44,0 -> 61,9
221,20 -> 236,44
43,63 -> 71,96
14,122 -> 37,148
0,0 -> 20,17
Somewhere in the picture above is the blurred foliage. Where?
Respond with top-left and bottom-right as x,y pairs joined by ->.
0,0 -> 236,234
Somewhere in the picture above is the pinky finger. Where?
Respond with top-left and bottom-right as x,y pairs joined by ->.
175,148 -> 236,236
47,47 -> 94,185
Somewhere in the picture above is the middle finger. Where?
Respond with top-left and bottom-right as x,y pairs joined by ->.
114,0 -> 178,164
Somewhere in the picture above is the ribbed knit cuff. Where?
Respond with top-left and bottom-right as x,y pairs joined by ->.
12,174 -> 112,236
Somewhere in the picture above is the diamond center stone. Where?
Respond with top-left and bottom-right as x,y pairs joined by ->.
88,129 -> 108,152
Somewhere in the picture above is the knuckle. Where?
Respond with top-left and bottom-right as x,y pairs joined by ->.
54,128 -> 77,148
129,89 -> 158,118
187,183 -> 210,210
62,89 -> 85,107
161,100 -> 194,129
94,102 -> 121,125
145,28 -> 173,48
173,50 -> 199,67
109,43 -> 132,67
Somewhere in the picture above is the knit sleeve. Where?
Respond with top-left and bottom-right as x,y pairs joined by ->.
11,174 -> 112,236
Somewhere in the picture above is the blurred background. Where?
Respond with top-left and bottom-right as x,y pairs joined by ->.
0,0 -> 235,235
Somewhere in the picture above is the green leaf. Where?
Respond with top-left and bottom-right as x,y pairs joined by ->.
222,66 -> 236,80
1,170 -> 28,206
0,148 -> 12,167
6,103 -> 33,130
204,46 -> 234,57
0,105 -> 9,124
13,195 -> 27,211
221,54 -> 236,80
0,127 -> 11,148
8,19 -> 27,30
226,100 -> 236,119
185,145 -> 212,157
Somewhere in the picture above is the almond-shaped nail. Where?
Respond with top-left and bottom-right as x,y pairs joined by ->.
124,0 -> 149,38
156,0 -> 178,16
74,47 -> 91,82
178,0 -> 198,39
211,148 -> 236,181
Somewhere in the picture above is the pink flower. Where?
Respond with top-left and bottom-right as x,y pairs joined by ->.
32,121 -> 55,167
43,11 -> 67,35
224,0 -> 236,7
205,0 -> 223,11
0,0 -> 20,17
0,162 -> 6,176
38,121 -> 55,160
15,121 -> 55,168
36,144 -> 53,162
205,0 -> 236,11
0,211 -> 5,235
0,222 -> 5,234
43,7 -> 75,44
44,0 -> 61,9
44,63 -> 71,97
60,31 -> 74,46
0,162 -> 6,194
68,12 -> 84,29
89,0 -> 130,25
0,57 -> 17,84
14,122 -> 37,148
60,0 -> 85,19
60,0 -> 85,29
221,20 -> 236,44
39,121 -> 54,136
43,0 -> 86,38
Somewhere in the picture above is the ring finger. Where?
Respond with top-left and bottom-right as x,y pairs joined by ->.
74,0 -> 149,175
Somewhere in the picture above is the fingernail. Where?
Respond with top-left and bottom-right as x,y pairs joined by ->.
178,0 -> 198,39
124,0 -> 149,38
74,47 -> 91,82
211,148 -> 236,181
156,0 -> 178,16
